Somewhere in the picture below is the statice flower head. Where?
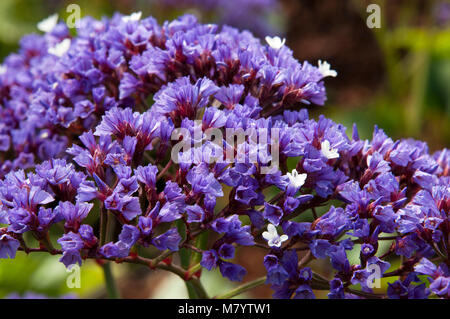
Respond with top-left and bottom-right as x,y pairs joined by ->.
0,11 -> 448,300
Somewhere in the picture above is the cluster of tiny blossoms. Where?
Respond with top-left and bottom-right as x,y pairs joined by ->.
0,12 -> 449,299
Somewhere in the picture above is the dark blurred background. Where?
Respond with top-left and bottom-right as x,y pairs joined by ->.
0,0 -> 448,298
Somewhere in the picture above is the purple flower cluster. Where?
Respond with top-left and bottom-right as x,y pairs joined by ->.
0,13 -> 449,299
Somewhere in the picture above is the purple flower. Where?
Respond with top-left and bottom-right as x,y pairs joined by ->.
219,261 -> 246,282
57,232 -> 84,267
118,224 -> 140,248
99,242 -> 122,259
78,225 -> 97,246
0,135 -> 10,151
0,11 -> 447,299
60,250 -> 82,268
120,196 -> 142,221
186,164 -> 223,198
328,278 -> 345,299
186,204 -> 205,223
429,277 -> 450,297
201,250 -> 219,271
58,232 -> 84,252
156,202 -> 183,223
55,201 -> 93,232
0,234 -> 20,259
218,243 -> 235,259
151,228 -> 181,251
135,164 -> 158,188
387,274 -> 429,299
263,203 -> 283,226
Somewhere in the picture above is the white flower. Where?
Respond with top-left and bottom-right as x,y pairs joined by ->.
318,60 -> 337,78
262,224 -> 288,248
122,11 -> 142,22
0,64 -> 6,75
286,169 -> 307,188
265,36 -> 286,50
37,13 -> 59,33
48,38 -> 71,57
321,140 -> 339,159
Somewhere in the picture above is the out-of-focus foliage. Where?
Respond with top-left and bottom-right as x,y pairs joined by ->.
326,0 -> 450,150
0,252 -> 105,298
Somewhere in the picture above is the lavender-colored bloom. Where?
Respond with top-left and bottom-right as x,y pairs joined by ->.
186,204 -> 205,223
186,164 -> 223,198
118,224 -> 140,248
328,278 -> 345,299
0,11 -> 448,299
99,242 -> 122,259
263,203 -> 283,226
387,274 -> 429,299
78,224 -> 97,246
415,258 -> 450,297
120,196 -> 142,221
58,232 -> 84,252
57,232 -> 84,267
219,261 -> 246,282
135,164 -> 159,188
201,250 -> 219,271
218,243 -> 235,260
0,234 -> 20,259
60,250 -> 82,268
151,228 -> 181,251
0,135 -> 10,151
55,201 -> 93,232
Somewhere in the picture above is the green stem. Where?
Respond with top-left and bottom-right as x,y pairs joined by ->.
101,209 -> 120,299
175,220 -> 197,298
105,212 -> 117,243
190,278 -> 209,299
216,276 -> 267,299
156,263 -> 209,299
185,282 -> 199,299
298,250 -> 313,268
346,288 -> 385,299
102,262 -> 120,299
99,205 -> 108,246
149,250 -> 173,267
186,262 -> 202,278
157,159 -> 173,179
39,233 -> 56,253
21,242 -> 207,298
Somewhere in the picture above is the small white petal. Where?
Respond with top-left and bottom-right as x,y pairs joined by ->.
37,13 -> 59,33
267,223 -> 278,236
263,224 -> 289,248
48,38 -> 71,57
0,65 -> 6,75
265,36 -> 286,50
40,131 -> 49,139
122,11 -> 142,22
321,140 -> 339,160
262,231 -> 272,241
318,60 -> 337,78
286,169 -> 307,188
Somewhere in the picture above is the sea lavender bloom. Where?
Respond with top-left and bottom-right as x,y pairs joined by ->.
0,234 -> 20,259
0,12 -> 448,300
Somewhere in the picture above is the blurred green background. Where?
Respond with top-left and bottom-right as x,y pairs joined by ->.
0,0 -> 448,298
